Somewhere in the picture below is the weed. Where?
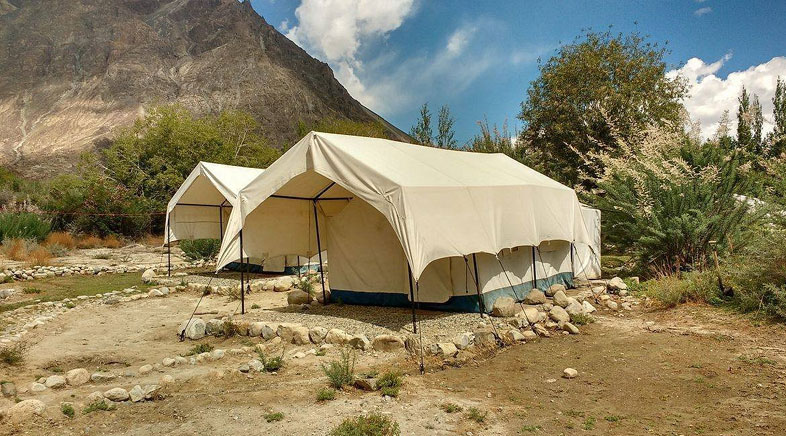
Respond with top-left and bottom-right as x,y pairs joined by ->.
26,246 -> 53,266
185,343 -> 214,356
737,355 -> 776,366
330,413 -> 400,436
45,232 -> 76,250
375,371 -> 402,390
65,302 -> 75,309
222,321 -> 241,337
257,351 -> 284,372
317,387 -> 336,402
179,239 -> 220,261
582,416 -> 596,430
251,303 -> 261,309
520,424 -> 541,432
564,409 -> 584,418
0,214 -> 51,242
380,386 -> 399,397
265,412 -> 284,422
83,400 -> 111,414
604,415 -> 622,422
440,403 -> 462,413
102,235 -> 122,249
23,287 -> 42,294
315,348 -> 327,357
569,313 -> 595,326
0,343 -> 25,366
61,403 -> 75,418
77,236 -> 103,249
92,253 -> 111,260
322,349 -> 356,389
689,363 -> 703,369
467,407 -> 487,423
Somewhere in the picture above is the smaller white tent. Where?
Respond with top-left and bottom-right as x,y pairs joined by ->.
574,206 -> 601,279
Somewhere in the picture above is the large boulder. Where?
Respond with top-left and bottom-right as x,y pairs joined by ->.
44,375 -> 66,389
552,290 -> 570,308
523,289 -> 547,304
607,277 -> 628,292
141,268 -> 156,283
349,334 -> 370,350
546,283 -> 566,297
261,323 -> 280,340
549,306 -> 570,324
129,385 -> 145,403
452,332 -> 473,350
277,323 -> 310,345
7,399 -> 46,424
104,387 -> 130,402
274,277 -> 295,292
325,328 -> 351,345
371,334 -> 405,352
178,319 -> 206,340
206,319 -> 225,336
248,322 -> 266,337
309,327 -> 328,344
582,301 -> 596,313
491,296 -> 518,318
474,330 -> 497,347
430,342 -> 458,357
287,290 -> 311,305
523,306 -> 544,324
565,300 -> 584,316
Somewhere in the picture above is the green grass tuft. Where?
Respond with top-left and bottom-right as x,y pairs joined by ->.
264,412 -> 284,422
467,407 -> 487,423
322,349 -> 356,389
330,413 -> 400,436
317,387 -> 336,402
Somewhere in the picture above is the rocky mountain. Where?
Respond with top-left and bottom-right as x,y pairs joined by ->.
0,0 -> 407,177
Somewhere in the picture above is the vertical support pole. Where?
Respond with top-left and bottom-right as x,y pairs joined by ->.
313,200 -> 327,305
531,246 -> 537,290
219,204 -> 224,243
570,242 -> 575,281
239,230 -> 245,315
472,253 -> 484,314
297,256 -> 301,279
408,264 -> 417,333
167,218 -> 171,277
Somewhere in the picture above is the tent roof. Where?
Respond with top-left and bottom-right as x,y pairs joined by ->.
217,132 -> 591,279
166,162 -> 265,213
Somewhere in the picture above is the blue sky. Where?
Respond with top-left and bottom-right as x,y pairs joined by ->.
250,0 -> 786,142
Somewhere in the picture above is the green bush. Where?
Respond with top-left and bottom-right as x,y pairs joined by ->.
264,412 -> 284,422
330,413 -> 400,436
0,343 -> 25,366
185,343 -> 214,356
375,371 -> 403,396
61,403 -> 75,418
440,403 -> 462,413
322,349 -> 356,389
179,239 -> 220,261
0,213 -> 51,242
642,271 -> 720,308
467,407 -> 487,423
317,387 -> 336,402
83,400 -> 112,414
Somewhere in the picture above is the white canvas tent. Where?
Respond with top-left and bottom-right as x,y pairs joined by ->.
164,162 -> 317,274
216,132 -> 592,312
574,205 -> 601,280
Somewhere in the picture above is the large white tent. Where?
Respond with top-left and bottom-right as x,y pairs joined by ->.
574,205 -> 601,280
215,132 -> 592,312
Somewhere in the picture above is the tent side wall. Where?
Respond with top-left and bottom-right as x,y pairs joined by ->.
574,206 -> 601,280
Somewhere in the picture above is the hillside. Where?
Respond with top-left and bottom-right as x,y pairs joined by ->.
0,0 -> 406,177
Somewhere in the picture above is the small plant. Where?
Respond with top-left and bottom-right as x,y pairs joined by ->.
293,273 -> 316,296
65,302 -> 76,309
45,232 -> 76,250
251,303 -> 261,309
23,287 -> 42,294
582,416 -> 596,430
83,400 -> 111,414
257,350 -> 284,372
467,407 -> 487,423
61,403 -> 75,418
569,313 -> 595,326
330,413 -> 400,436
0,213 -> 51,242
179,239 -> 220,261
737,355 -> 776,366
185,343 -> 214,356
376,371 -> 402,397
380,386 -> 399,398
520,424 -> 542,432
77,236 -> 103,249
604,415 -> 622,422
317,387 -> 336,402
264,412 -> 284,422
102,234 -> 122,249
92,253 -> 111,260
440,403 -> 462,413
222,321 -> 241,337
26,246 -> 53,266
0,343 -> 25,366
315,348 -> 327,357
322,349 -> 356,389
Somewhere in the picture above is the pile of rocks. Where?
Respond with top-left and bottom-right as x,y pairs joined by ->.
0,258 -> 206,283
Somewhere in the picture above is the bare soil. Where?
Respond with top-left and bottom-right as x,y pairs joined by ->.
2,289 -> 786,435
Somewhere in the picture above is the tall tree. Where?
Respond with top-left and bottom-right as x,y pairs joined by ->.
409,103 -> 433,146
517,31 -> 687,186
436,105 -> 457,149
751,95 -> 764,153
772,76 -> 786,157
736,86 -> 752,149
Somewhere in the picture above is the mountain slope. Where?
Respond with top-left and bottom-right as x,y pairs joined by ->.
0,0 -> 407,177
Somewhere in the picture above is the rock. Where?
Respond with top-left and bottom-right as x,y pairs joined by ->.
629,276 -> 640,284
315,288 -> 331,304
103,387 -> 130,402
261,323 -> 279,340
565,300 -> 584,316
546,283 -> 566,297
238,364 -> 250,373
619,289 -> 629,297
505,329 -> 526,342
523,306 -> 544,324
206,319 -> 225,336
148,289 -> 163,297
508,317 -> 529,329
287,290 -> 311,305
491,296 -> 518,317
354,378 -> 375,391
591,286 -> 606,295
473,330 -> 497,347
371,334 -> 405,352
532,324 -> 550,337
30,382 -> 46,392
292,351 -> 306,359
248,359 -> 265,372
143,384 -> 161,400
139,364 -> 153,374
277,323 -> 310,345
7,399 -> 46,423
91,372 -> 115,382
552,290 -> 569,307
160,375 -> 174,384
563,368 -> 578,379
325,328 -> 351,345
248,322 -> 265,337
606,300 -> 619,310
65,368 -> 90,386
274,276 -> 295,292
581,301 -> 596,313
549,306 -> 570,324
86,391 -> 104,404
523,289 -> 547,304
129,385 -> 145,403
452,332 -> 473,350
521,330 -> 538,341
162,357 -> 176,367
45,375 -> 66,389
178,319 -> 206,340
562,322 -> 580,334
430,342 -> 458,357
607,277 -> 627,292
175,356 -> 188,365
349,334 -> 370,350
210,349 -> 225,360
142,268 -> 156,283
309,326 -> 328,344
1,382 -> 16,397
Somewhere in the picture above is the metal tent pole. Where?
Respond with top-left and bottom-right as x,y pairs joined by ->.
570,242 -> 575,280
219,204 -> 224,243
531,246 -> 537,290
239,230 -> 245,315
313,200 -> 327,304
471,254 -> 484,314
167,219 -> 171,277
408,264 -> 417,333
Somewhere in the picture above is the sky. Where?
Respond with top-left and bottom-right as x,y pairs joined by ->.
249,0 -> 786,143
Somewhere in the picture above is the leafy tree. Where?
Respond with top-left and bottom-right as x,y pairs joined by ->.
518,31 -> 687,186
736,86 -> 752,149
771,76 -> 786,157
409,103 -> 433,146
468,118 -> 518,157
435,105 -> 457,149
751,95 -> 764,152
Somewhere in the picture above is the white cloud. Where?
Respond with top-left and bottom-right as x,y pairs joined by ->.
446,26 -> 474,56
694,7 -> 712,16
668,55 -> 786,138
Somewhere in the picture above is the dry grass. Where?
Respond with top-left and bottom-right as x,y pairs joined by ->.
3,238 -> 29,260
102,234 -> 122,249
26,246 -> 53,266
138,234 -> 164,247
44,232 -> 76,249
77,235 -> 103,249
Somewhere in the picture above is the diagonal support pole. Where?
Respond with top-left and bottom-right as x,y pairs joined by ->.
313,200 -> 327,305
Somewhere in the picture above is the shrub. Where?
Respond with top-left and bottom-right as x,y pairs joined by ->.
380,386 -> 399,397
77,235 -> 103,249
179,239 -> 220,261
0,213 -> 51,242
45,232 -> 76,250
440,403 -> 462,413
26,246 -> 52,266
293,273 -> 316,296
23,288 -> 42,294
642,271 -> 720,308
185,343 -> 214,356
264,412 -> 284,422
61,403 -> 75,418
322,349 -> 356,389
317,387 -> 336,402
256,351 -> 284,372
83,400 -> 111,414
250,303 -> 260,309
2,238 -> 36,261
467,407 -> 487,423
330,413 -> 400,436
569,313 -> 595,326
0,343 -> 25,366
375,371 -> 402,393
222,321 -> 241,337
102,234 -> 122,248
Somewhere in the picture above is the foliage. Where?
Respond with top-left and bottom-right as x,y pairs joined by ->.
322,348 -> 356,389
436,105 -> 457,149
45,232 -> 76,250
375,371 -> 402,391
257,352 -> 284,372
26,246 -> 53,266
736,86 -> 764,154
440,403 -> 462,413
330,413 -> 400,436
409,103 -> 433,146
641,270 -> 720,308
0,213 -> 51,242
317,387 -> 337,402
0,343 -> 25,366
293,273 -> 316,296
585,124 -> 753,276
1,238 -> 37,261
569,313 -> 595,326
518,30 -> 687,186
83,400 -> 112,414
771,77 -> 786,157
61,403 -> 75,418
296,118 -> 389,140
467,407 -> 487,423
179,239 -> 220,261
264,412 -> 284,422
468,118 -> 518,158
186,343 -> 214,356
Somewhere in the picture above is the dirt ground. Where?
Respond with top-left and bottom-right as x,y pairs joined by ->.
2,286 -> 786,435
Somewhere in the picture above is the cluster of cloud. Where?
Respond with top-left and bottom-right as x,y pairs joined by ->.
667,55 -> 786,139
